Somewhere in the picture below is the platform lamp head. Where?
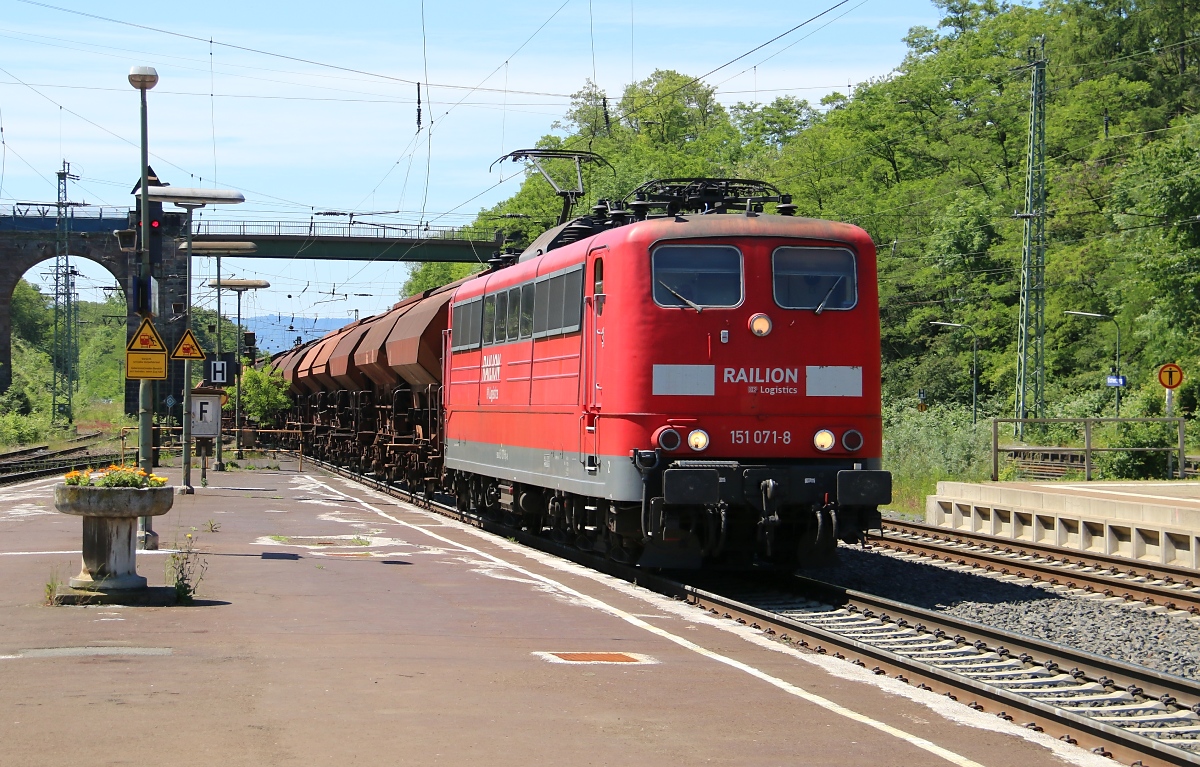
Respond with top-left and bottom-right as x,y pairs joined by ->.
127,66 -> 159,91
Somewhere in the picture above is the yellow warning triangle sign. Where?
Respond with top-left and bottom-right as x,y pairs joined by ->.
126,317 -> 167,353
171,328 -> 207,361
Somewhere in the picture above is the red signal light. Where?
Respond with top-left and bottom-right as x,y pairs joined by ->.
151,220 -> 161,228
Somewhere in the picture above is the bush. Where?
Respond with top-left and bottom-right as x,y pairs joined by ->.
883,402 -> 991,517
0,412 -> 52,447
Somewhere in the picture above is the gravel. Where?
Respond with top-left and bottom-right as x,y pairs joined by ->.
798,544 -> 1200,681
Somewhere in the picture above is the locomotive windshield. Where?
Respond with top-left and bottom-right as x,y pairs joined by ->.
652,245 -> 742,309
772,247 -> 857,311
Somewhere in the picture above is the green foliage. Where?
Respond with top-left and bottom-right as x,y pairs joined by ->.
401,262 -> 484,298
883,403 -> 992,515
0,410 -> 51,446
236,360 -> 292,424
10,279 -> 52,352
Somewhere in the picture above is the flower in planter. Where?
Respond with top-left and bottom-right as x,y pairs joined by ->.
62,465 -> 168,489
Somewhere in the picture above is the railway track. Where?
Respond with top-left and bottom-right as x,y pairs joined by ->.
296,452 -> 1200,767
874,520 -> 1200,616
0,452 -> 123,486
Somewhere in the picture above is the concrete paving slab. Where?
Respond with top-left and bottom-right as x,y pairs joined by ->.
0,461 -> 1113,767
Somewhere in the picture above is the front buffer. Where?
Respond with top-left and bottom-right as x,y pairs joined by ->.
625,449 -> 890,568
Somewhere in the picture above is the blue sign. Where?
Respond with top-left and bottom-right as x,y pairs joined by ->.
1106,375 -> 1127,387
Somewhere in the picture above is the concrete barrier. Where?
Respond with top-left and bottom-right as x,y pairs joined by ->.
926,481 -> 1200,570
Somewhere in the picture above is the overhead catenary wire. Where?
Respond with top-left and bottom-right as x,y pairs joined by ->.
14,0 -> 576,98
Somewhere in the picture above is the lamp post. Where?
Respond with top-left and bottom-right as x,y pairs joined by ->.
128,65 -> 158,549
930,321 -> 979,424
1065,310 -> 1121,417
208,278 -> 269,461
145,188 -> 245,493
189,242 -> 256,471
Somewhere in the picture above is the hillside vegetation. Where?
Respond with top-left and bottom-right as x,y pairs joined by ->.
406,5 -> 1195,446
1,279 -> 243,446
402,0 -> 1200,502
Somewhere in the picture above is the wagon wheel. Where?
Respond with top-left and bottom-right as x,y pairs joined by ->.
453,474 -> 471,512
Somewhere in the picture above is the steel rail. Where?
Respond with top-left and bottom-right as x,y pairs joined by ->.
0,443 -> 50,461
876,521 -> 1200,614
0,432 -> 109,466
0,453 -> 123,485
688,579 -> 1200,767
291,451 -> 1200,766
884,519 -> 1200,582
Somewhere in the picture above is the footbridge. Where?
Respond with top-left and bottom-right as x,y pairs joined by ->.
0,206 -> 498,408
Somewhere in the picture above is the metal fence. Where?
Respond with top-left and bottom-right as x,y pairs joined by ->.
991,417 -> 1186,481
191,219 -> 476,241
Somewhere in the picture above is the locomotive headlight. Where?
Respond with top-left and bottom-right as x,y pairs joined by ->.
655,427 -> 682,451
748,313 -> 773,337
813,429 -> 836,452
687,429 -> 710,451
841,429 -> 864,452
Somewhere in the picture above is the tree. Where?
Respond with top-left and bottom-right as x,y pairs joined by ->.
236,362 -> 292,425
10,279 -> 52,352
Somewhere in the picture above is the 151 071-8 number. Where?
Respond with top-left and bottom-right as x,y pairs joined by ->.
730,430 -> 791,445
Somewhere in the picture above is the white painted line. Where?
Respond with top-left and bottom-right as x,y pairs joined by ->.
533,651 -> 658,665
0,476 -> 61,490
18,646 -> 171,658
0,550 -> 178,556
312,478 -> 987,767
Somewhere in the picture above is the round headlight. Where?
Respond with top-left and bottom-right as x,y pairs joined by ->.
841,429 -> 864,452
748,313 -> 773,337
813,429 -> 836,452
687,429 -> 710,451
656,427 -> 682,451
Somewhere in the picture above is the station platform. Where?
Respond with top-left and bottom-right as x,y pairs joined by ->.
0,461 -> 1112,767
927,480 -> 1200,569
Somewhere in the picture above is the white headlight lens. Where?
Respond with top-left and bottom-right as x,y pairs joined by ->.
813,429 -> 836,452
748,313 -> 772,337
688,429 -> 710,451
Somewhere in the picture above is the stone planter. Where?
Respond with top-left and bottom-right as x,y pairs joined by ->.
54,485 -> 173,591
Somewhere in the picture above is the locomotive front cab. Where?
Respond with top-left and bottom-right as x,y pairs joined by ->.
607,214 -> 891,569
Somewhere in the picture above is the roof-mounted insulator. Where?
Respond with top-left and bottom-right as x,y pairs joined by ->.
777,194 -> 797,217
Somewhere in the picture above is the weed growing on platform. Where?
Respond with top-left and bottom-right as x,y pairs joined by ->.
269,535 -> 290,543
167,533 -> 208,604
204,519 -> 221,533
43,567 -> 63,606
350,536 -> 370,546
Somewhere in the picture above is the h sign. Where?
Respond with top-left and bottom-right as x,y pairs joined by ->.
210,360 -> 228,385
191,395 -> 222,438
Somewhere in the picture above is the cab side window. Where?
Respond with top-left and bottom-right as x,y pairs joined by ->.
593,258 -> 605,316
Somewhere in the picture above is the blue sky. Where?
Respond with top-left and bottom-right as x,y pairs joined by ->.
1,0 -> 944,331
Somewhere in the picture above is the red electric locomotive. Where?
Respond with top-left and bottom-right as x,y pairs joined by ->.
441,178 -> 890,568
273,175 -> 890,569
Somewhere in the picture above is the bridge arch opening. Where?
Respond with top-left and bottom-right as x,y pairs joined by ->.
3,255 -> 130,434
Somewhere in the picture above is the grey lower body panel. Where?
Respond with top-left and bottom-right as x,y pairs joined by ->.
445,439 -> 644,502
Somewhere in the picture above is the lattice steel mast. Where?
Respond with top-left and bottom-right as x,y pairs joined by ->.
52,160 -> 80,423
1014,39 -> 1047,435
